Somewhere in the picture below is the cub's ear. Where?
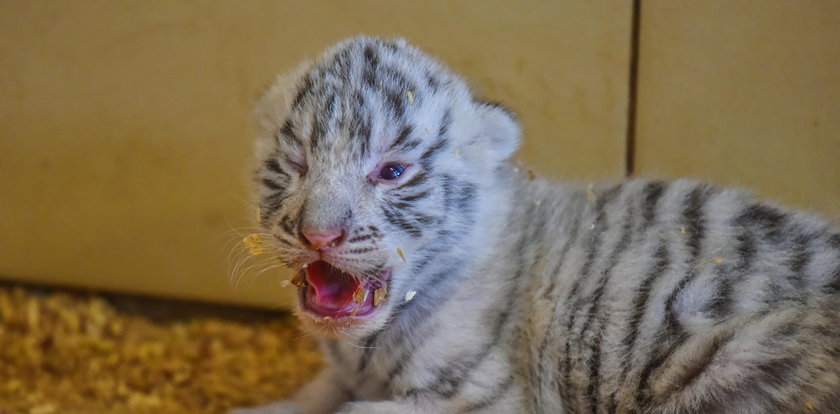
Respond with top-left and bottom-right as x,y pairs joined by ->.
473,101 -> 521,162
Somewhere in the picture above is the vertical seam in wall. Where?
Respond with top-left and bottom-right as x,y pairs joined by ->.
625,0 -> 642,177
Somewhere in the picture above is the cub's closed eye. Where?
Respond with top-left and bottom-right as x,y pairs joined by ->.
378,163 -> 406,180
287,157 -> 307,173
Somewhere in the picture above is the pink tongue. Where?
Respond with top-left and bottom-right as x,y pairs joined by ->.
305,261 -> 360,309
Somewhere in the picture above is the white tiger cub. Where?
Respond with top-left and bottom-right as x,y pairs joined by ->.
235,36 -> 840,414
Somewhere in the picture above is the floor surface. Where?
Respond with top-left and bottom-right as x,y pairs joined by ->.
0,284 -> 322,414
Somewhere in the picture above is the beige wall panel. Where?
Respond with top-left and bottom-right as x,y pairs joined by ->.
0,1 -> 630,307
635,1 -> 840,221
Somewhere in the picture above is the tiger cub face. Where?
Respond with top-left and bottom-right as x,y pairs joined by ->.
253,36 -> 520,339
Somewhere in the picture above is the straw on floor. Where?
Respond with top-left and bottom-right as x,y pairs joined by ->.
0,285 -> 322,414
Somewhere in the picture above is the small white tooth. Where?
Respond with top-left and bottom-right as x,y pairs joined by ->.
353,286 -> 367,304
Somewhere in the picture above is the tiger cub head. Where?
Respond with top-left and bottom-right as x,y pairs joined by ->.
253,36 -> 520,339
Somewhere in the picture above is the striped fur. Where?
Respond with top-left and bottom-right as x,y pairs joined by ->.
234,37 -> 840,414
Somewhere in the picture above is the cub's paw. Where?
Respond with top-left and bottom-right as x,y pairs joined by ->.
335,401 -> 414,414
229,400 -> 297,414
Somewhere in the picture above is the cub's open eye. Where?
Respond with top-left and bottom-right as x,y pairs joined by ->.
377,163 -> 406,180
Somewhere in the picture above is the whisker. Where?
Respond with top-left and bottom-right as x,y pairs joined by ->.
294,331 -> 317,342
240,259 -> 285,286
223,192 -> 263,213
230,253 -> 272,288
214,227 -> 270,241
254,263 -> 287,277
226,241 -> 252,267
344,340 -> 381,350
241,255 -> 282,279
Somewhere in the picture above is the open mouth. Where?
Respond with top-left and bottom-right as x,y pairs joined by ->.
295,261 -> 390,319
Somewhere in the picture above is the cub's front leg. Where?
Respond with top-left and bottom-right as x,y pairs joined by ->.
334,398 -> 449,414
230,367 -> 351,414
332,388 -> 517,414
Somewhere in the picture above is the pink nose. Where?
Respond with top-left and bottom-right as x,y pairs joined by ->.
301,229 -> 345,250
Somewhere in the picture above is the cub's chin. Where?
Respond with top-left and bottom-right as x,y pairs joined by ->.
292,260 -> 394,339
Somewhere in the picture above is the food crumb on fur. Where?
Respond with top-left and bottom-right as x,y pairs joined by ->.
396,248 -> 406,262
405,290 -> 417,303
586,183 -> 596,202
406,90 -> 414,104
242,234 -> 264,255
713,257 -> 724,264
291,272 -> 306,287
373,288 -> 388,306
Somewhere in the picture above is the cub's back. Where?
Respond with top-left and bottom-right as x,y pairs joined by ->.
513,178 -> 840,413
